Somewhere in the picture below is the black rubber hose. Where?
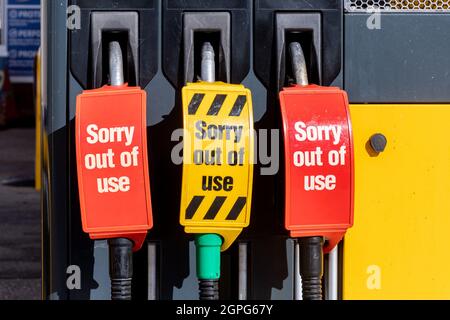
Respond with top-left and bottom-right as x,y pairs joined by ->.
199,280 -> 219,300
299,237 -> 324,300
108,238 -> 133,300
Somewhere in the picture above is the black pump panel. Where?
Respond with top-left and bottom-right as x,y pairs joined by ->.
254,0 -> 342,89
162,0 -> 250,87
90,12 -> 139,88
183,12 -> 231,84
69,0 -> 158,89
276,13 -> 322,90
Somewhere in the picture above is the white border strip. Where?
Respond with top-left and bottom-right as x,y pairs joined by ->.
7,5 -> 40,9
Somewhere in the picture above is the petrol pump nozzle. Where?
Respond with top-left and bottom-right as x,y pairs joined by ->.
106,41 -> 134,300
77,35 -> 152,299
289,41 -> 324,300
194,42 -> 223,300
181,38 -> 254,300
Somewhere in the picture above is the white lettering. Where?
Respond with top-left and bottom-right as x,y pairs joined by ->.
84,149 -> 115,170
294,121 -> 342,145
304,175 -> 336,191
293,147 -> 324,167
97,176 -> 131,193
86,124 -> 135,146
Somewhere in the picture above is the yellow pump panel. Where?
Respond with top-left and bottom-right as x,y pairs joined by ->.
180,82 -> 254,251
343,104 -> 450,299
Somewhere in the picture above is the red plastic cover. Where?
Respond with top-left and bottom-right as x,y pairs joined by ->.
75,85 -> 152,251
279,85 -> 354,252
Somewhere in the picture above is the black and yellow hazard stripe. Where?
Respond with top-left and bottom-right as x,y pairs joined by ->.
185,195 -> 247,221
207,95 -> 227,116
187,93 -> 247,117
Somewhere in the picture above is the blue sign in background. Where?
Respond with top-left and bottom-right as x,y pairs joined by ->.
8,0 -> 40,5
7,0 -> 40,82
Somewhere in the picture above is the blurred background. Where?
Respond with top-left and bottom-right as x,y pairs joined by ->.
0,0 -> 41,300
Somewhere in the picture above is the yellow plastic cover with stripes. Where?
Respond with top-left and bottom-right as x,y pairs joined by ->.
180,82 -> 254,251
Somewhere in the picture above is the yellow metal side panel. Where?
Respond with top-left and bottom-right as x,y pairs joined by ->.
343,104 -> 450,300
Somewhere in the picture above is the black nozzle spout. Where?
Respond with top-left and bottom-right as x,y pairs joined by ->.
299,236 -> 324,300
199,280 -> 219,300
108,238 -> 133,300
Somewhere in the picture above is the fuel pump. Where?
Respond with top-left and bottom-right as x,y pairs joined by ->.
75,41 -> 153,300
279,42 -> 354,300
180,42 -> 254,300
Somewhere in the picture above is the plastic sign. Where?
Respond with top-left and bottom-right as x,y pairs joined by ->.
279,85 -> 354,252
180,82 -> 254,251
76,85 -> 152,251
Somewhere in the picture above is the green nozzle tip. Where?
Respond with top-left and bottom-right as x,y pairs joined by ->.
195,234 -> 222,280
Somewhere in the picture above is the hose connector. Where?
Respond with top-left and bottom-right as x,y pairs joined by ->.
299,236 -> 324,300
108,238 -> 133,300
196,234 -> 222,300
199,280 -> 219,300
